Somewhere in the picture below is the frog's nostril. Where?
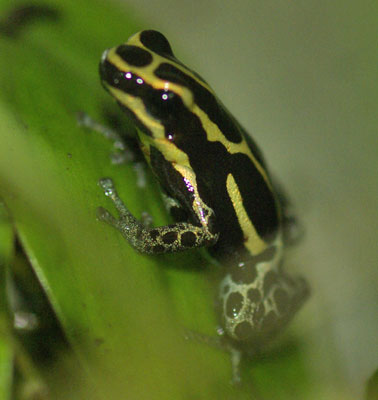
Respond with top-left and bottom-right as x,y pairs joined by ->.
101,48 -> 109,63
99,49 -> 110,79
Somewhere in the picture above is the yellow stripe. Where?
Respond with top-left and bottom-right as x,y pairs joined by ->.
226,173 -> 267,255
106,34 -> 273,193
107,48 -> 272,191
137,131 -> 192,169
107,48 -> 194,111
107,86 -> 166,137
194,106 -> 273,190
106,87 -> 191,168
172,164 -> 213,228
129,32 -> 214,94
107,48 -> 177,90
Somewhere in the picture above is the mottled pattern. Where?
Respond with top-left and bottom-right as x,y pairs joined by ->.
219,238 -> 309,343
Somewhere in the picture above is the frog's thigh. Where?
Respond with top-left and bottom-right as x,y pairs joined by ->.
219,256 -> 309,342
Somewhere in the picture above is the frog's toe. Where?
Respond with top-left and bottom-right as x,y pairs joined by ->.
97,206 -> 116,224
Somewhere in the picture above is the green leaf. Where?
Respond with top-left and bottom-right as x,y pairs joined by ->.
0,203 -> 13,400
0,332 -> 12,400
0,1 -> 310,398
366,369 -> 378,400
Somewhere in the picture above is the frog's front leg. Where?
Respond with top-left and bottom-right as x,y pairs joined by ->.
98,178 -> 219,254
78,112 -> 148,188
77,112 -> 131,159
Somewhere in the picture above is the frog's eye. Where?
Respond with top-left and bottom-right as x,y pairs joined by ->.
99,57 -> 125,89
145,90 -> 182,121
139,30 -> 174,57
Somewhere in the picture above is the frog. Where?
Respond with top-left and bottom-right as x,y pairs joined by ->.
95,30 -> 309,382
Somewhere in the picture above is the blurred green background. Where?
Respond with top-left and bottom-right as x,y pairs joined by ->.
0,0 -> 376,399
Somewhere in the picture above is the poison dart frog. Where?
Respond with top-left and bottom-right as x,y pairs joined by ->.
96,30 -> 309,381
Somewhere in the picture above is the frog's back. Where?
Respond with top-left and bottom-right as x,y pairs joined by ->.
172,107 -> 281,261
100,29 -> 281,261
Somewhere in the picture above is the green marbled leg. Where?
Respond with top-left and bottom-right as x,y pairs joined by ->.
98,178 -> 218,254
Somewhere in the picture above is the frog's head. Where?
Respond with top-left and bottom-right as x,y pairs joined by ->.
100,30 -> 220,164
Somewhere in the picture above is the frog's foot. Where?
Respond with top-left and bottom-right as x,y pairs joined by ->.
184,329 -> 242,385
140,211 -> 153,228
76,111 -> 135,164
97,177 -> 135,224
78,111 -> 147,187
133,161 -> 147,188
